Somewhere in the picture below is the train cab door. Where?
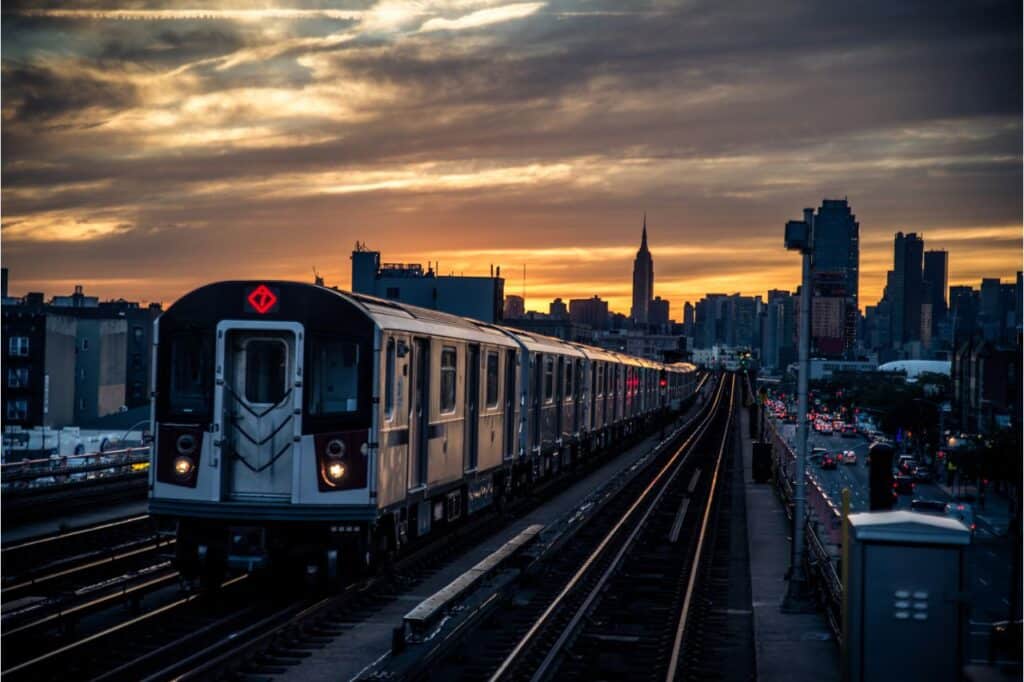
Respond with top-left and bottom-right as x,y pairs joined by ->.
465,344 -> 480,471
217,323 -> 303,502
503,350 -> 517,459
409,337 -> 430,489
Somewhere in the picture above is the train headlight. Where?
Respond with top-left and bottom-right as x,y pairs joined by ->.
174,455 -> 195,477
327,462 -> 346,481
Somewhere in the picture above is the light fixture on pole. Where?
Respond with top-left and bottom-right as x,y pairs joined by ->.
782,212 -> 815,611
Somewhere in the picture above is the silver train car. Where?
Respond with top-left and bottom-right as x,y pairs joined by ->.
149,281 -> 699,583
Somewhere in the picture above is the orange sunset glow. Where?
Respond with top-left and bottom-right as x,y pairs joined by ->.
2,2 -> 1021,314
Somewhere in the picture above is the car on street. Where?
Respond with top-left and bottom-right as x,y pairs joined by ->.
893,475 -> 915,495
842,450 -> 857,465
841,424 -> 858,438
912,465 -> 932,482
897,456 -> 918,475
820,453 -> 838,470
944,501 -> 976,533
911,498 -> 947,515
809,447 -> 827,462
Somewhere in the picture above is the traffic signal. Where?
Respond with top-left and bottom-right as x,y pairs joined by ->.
868,442 -> 895,511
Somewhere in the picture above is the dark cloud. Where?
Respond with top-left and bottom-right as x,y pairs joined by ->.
2,62 -> 139,124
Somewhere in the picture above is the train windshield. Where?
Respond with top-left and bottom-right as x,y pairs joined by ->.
308,336 -> 360,415
168,332 -> 213,416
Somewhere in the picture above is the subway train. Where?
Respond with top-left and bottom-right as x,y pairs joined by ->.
148,281 -> 700,583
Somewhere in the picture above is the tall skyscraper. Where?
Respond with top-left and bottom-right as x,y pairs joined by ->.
891,232 -> 924,345
649,296 -> 670,329
631,214 -> 654,325
811,198 -> 859,354
922,250 -> 949,335
682,301 -> 695,334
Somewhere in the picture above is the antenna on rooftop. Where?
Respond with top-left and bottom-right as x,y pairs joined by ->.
313,266 -> 324,287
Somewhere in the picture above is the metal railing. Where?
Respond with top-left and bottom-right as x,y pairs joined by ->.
1,447 -> 150,489
765,415 -> 843,639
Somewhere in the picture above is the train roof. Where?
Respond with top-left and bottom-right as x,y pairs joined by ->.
163,281 -> 697,373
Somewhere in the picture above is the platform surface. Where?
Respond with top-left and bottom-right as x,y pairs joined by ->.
741,407 -> 840,682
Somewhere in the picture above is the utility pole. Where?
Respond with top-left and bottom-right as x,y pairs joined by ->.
783,210 -> 815,611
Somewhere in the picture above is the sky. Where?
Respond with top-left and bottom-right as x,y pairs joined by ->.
2,0 -> 1022,315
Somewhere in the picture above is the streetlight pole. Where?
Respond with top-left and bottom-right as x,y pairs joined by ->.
783,212 -> 814,609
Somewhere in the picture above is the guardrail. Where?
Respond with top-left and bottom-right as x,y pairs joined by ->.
764,414 -> 844,639
1,447 -> 150,489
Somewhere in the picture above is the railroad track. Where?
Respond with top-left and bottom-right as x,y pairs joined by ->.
417,373 -> 734,681
2,380 -> 713,682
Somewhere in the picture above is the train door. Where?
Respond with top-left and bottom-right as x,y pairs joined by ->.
574,359 -> 583,434
409,337 -> 430,489
555,356 -> 564,444
218,324 -> 302,502
465,344 -> 480,471
503,350 -> 516,459
531,354 -> 542,453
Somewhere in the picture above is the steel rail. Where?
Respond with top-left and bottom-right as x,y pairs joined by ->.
664,373 -> 737,681
1,514 -> 150,553
488,374 -> 731,682
3,538 -> 174,597
2,574 -> 247,678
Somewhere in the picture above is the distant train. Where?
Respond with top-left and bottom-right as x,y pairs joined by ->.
148,281 -> 700,584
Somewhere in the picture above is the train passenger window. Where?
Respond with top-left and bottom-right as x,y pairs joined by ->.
245,340 -> 287,404
440,347 -> 457,413
168,333 -> 212,415
543,355 -> 554,402
309,337 -> 360,415
385,338 -> 396,420
565,361 -> 573,399
485,351 -> 499,407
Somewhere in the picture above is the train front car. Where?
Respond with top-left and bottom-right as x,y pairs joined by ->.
151,281 -> 381,585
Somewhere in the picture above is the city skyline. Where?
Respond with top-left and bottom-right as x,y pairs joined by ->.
2,1 -> 1020,311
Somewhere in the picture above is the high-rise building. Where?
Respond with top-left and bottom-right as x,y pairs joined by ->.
890,232 -> 924,345
549,298 -> 568,319
649,296 -> 670,329
683,302 -> 695,333
949,286 -> 978,344
569,296 -> 609,330
503,295 -> 525,320
630,214 -> 654,325
922,250 -> 948,336
811,198 -> 859,353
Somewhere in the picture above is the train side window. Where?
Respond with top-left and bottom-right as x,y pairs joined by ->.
309,337 -> 360,415
168,333 -> 212,416
440,346 -> 457,413
565,360 -> 573,399
244,339 -> 287,404
485,351 -> 499,407
385,338 -> 396,420
543,355 -> 554,403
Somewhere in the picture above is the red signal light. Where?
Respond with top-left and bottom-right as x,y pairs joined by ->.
247,284 -> 278,314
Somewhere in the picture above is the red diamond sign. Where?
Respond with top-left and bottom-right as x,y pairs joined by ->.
247,284 -> 278,314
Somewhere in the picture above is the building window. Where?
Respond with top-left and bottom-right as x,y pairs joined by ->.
6,399 -> 28,421
440,347 -> 457,413
133,326 -> 144,344
486,351 -> 499,407
543,355 -> 554,402
385,338 -> 396,420
8,367 -> 29,388
8,336 -> 29,357
386,287 -> 400,299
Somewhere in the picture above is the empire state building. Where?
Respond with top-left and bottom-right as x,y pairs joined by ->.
631,214 -> 654,325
